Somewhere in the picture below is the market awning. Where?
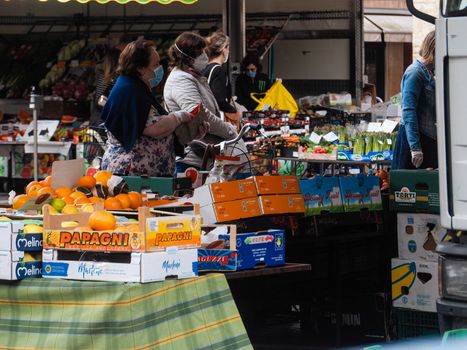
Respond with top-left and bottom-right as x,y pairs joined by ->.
364,14 -> 412,43
3,0 -> 197,4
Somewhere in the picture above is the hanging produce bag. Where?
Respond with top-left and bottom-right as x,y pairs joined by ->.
251,79 -> 299,118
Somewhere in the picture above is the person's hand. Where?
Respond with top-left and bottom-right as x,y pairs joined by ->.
169,111 -> 194,126
411,150 -> 424,168
196,121 -> 210,139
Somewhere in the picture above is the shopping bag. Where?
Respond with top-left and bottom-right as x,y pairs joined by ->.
250,79 -> 299,118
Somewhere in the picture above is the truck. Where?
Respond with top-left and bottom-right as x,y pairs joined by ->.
406,0 -> 467,333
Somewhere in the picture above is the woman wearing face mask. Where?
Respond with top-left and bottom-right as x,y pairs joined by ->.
164,32 -> 244,173
235,54 -> 272,111
101,39 -> 202,176
392,31 -> 437,169
202,32 -> 240,129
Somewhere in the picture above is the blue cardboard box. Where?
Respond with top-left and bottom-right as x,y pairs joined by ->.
219,230 -> 285,270
299,177 -> 344,216
339,175 -> 382,212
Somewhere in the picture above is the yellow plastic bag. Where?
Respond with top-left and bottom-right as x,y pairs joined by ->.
251,79 -> 299,118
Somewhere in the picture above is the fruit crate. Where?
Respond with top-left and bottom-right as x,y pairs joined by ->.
394,308 -> 440,339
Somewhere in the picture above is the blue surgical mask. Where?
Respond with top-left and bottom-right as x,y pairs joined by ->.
150,65 -> 164,88
246,70 -> 257,79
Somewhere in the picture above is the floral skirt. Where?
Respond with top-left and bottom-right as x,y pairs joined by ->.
101,132 -> 175,176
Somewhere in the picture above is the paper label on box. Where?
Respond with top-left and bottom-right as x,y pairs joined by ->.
381,119 -> 398,133
395,187 -> 417,203
367,122 -> 382,132
198,249 -> 237,271
146,216 -> 202,250
43,229 -> 146,251
309,132 -> 322,144
15,261 -> 42,280
323,132 -> 338,143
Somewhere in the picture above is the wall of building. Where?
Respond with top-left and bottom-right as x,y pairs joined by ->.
412,0 -> 437,59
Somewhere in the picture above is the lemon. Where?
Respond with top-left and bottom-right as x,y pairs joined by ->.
50,198 -> 66,213
61,221 -> 79,229
79,204 -> 94,213
62,204 -> 79,215
42,204 -> 59,215
23,224 -> 43,234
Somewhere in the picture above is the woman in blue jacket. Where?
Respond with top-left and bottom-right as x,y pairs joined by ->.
392,31 -> 437,169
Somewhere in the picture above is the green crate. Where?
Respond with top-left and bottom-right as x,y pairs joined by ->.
395,308 -> 440,339
121,176 -> 192,196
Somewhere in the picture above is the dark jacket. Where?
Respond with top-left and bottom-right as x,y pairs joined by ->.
235,72 -> 271,111
202,63 -> 236,113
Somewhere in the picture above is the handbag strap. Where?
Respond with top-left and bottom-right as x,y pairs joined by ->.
207,64 -> 221,85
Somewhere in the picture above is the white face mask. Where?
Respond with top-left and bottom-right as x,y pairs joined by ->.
193,52 -> 209,72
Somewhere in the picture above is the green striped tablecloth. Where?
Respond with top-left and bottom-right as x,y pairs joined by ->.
0,274 -> 252,350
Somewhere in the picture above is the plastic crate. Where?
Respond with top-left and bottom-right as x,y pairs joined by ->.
394,308 -> 440,339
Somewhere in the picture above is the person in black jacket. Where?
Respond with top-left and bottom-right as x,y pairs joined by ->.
235,54 -> 271,111
202,32 -> 240,129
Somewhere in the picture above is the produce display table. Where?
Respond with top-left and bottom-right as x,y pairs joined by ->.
0,274 -> 252,350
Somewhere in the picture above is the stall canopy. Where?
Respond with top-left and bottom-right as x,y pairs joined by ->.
364,11 -> 412,43
3,0 -> 197,4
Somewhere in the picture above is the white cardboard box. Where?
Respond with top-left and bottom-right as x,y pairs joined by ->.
0,221 -> 43,252
391,258 -> 439,312
0,251 -> 42,280
42,248 -> 198,283
397,213 -> 446,262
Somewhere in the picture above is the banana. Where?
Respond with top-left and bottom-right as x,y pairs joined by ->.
392,262 -> 416,301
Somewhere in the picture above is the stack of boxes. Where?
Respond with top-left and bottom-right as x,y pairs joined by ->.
390,170 -> 444,314
196,176 -> 305,225
41,207 -> 201,283
0,219 -> 43,280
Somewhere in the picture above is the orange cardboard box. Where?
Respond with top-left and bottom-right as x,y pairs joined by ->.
254,176 -> 300,195
194,179 -> 257,207
259,194 -> 305,215
200,198 -> 262,224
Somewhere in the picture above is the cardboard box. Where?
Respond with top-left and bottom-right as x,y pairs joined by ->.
339,175 -> 382,212
0,220 -> 43,251
390,170 -> 440,213
299,177 -> 344,216
253,176 -> 300,195
42,248 -> 198,283
198,225 -> 237,272
145,215 -> 202,250
219,230 -> 285,270
397,213 -> 447,262
259,194 -> 305,215
200,198 -> 262,225
43,207 -> 201,252
121,176 -> 192,196
391,258 -> 439,312
193,179 -> 257,207
0,251 -> 42,280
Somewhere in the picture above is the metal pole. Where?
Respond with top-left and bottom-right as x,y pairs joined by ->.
29,87 -> 42,182
223,0 -> 245,95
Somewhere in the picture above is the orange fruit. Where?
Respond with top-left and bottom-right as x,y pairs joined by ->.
37,186 -> 56,197
27,184 -> 43,197
74,196 -> 91,205
77,176 -> 96,189
94,170 -> 112,187
40,176 -> 53,187
69,191 -> 86,200
89,196 -> 104,203
128,192 -> 143,209
55,187 -> 72,198
61,196 -> 74,205
104,197 -> 123,210
25,181 -> 41,194
115,194 -> 131,209
88,211 -> 117,231
12,194 -> 29,210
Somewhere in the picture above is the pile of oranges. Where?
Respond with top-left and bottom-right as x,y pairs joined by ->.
12,171 -> 144,212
